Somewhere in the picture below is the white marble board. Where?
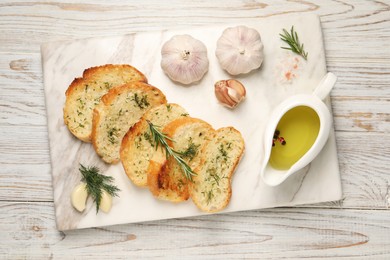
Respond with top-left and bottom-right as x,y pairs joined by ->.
41,14 -> 342,231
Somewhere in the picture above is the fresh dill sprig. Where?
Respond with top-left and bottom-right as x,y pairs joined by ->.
279,26 -> 308,60
146,120 -> 197,181
79,164 -> 120,213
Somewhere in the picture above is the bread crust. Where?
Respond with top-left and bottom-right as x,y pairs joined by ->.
65,64 -> 147,97
91,82 -> 166,164
146,117 -> 215,202
63,64 -> 147,142
63,64 -> 246,212
120,104 -> 187,186
189,127 -> 245,212
162,117 -> 211,139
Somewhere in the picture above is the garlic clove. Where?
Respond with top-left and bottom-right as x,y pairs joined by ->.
226,79 -> 246,100
71,183 -> 88,212
227,87 -> 242,103
99,190 -> 113,213
214,79 -> 246,108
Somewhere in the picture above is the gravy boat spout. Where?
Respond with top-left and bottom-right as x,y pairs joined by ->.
260,73 -> 337,186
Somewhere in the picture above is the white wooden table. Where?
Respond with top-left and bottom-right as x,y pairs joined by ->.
1,0 -> 389,258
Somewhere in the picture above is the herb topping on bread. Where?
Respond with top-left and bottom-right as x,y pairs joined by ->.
92,82 -> 166,163
64,64 -> 147,142
120,104 -> 188,186
189,127 -> 245,212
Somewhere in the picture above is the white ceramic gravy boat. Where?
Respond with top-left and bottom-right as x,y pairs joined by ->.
260,72 -> 337,186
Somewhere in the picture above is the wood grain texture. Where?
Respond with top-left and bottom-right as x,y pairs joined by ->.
0,202 -> 389,259
1,52 -> 389,132
0,0 -> 389,258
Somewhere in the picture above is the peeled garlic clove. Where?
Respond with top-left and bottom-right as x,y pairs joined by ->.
161,34 -> 209,85
214,79 -> 246,108
99,190 -> 113,213
71,183 -> 88,212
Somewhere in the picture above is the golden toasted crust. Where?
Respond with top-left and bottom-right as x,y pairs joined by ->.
147,158 -> 189,202
162,117 -> 208,138
120,119 -> 146,163
63,64 -> 147,142
63,64 -> 246,211
147,160 -> 164,196
146,117 -> 215,202
90,107 -> 101,149
120,104 -> 188,187
91,82 -> 166,164
189,127 -> 245,212
65,64 -> 147,96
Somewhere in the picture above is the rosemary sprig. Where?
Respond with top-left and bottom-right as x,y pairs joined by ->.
79,164 -> 120,213
279,26 -> 308,60
147,120 -> 197,181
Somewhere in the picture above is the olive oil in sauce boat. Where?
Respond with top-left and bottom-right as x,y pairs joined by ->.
260,72 -> 337,186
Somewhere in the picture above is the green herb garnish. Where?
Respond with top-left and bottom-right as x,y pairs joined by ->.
147,120 -> 196,181
104,82 -> 112,89
79,164 -> 120,213
218,144 -> 229,162
180,139 -> 200,161
280,26 -> 308,60
210,173 -> 220,186
202,190 -> 214,205
143,131 -> 154,146
133,93 -> 150,109
107,127 -> 119,144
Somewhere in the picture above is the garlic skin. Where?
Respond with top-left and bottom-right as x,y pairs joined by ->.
99,190 -> 112,213
214,79 -> 246,108
216,26 -> 264,75
161,34 -> 209,85
71,183 -> 88,212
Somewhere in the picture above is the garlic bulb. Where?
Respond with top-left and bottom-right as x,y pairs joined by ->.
216,26 -> 264,75
161,34 -> 209,85
214,79 -> 246,108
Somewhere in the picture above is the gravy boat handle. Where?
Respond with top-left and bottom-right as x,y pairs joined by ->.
313,72 -> 337,100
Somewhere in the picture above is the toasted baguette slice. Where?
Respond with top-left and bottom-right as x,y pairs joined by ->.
189,127 -> 245,212
147,117 -> 215,202
120,103 -> 188,186
92,82 -> 166,164
64,64 -> 147,142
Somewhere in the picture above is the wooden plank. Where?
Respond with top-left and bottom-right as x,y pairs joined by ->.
0,202 -> 389,258
1,129 -> 389,210
2,53 -> 388,101
332,96 -> 390,133
316,131 -> 390,209
1,53 -> 389,132
0,125 -> 50,165
0,0 -> 389,56
0,164 -> 53,201
327,57 -> 390,97
0,0 -> 389,258
0,53 -> 46,126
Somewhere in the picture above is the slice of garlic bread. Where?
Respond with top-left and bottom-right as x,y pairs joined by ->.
147,117 -> 215,202
189,127 -> 245,212
64,64 -> 147,142
120,103 -> 188,186
92,82 -> 166,164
